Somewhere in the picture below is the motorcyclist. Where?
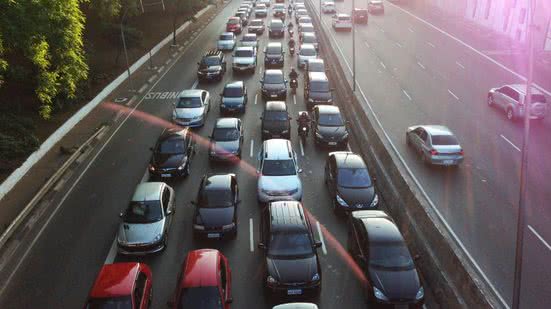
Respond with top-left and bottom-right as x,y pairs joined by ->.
289,68 -> 298,81
287,21 -> 294,31
288,37 -> 296,49
297,111 -> 311,135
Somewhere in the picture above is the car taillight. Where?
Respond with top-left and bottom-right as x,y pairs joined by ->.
459,149 -> 464,156
430,149 -> 439,156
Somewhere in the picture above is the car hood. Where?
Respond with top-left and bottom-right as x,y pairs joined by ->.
200,65 -> 222,72
369,266 -> 421,301
210,140 -> 240,154
337,186 -> 375,207
262,120 -> 290,132
241,41 -> 258,47
196,207 -> 235,227
118,220 -> 164,245
233,56 -> 256,64
174,107 -> 204,119
222,96 -> 245,105
317,125 -> 347,139
258,175 -> 301,192
263,83 -> 286,91
267,255 -> 318,283
217,40 -> 235,46
151,153 -> 186,169
266,53 -> 283,59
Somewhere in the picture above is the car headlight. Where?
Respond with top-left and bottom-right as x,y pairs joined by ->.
281,130 -> 289,134
262,130 -> 270,133
315,132 -> 323,139
267,276 -> 278,285
311,273 -> 320,281
153,233 -> 162,242
148,165 -> 155,172
220,103 -> 226,108
192,115 -> 203,120
222,223 -> 235,230
373,286 -> 388,301
193,224 -> 205,230
370,194 -> 379,208
416,286 -> 425,300
308,98 -> 314,102
336,194 -> 349,207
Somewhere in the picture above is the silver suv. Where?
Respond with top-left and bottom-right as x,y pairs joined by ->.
487,84 -> 547,121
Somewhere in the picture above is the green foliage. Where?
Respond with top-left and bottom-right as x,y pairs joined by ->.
88,0 -> 122,20
0,35 -> 6,85
0,113 -> 39,162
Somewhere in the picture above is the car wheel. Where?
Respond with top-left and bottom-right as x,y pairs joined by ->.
487,94 -> 494,107
185,161 -> 191,176
507,108 -> 515,121
406,134 -> 411,146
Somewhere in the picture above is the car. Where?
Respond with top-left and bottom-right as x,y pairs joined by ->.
295,9 -> 309,23
255,4 -> 268,17
257,139 -> 303,203
258,201 -> 322,297
304,72 -> 332,109
347,210 -> 425,307
248,19 -> 266,34
367,0 -> 384,14
235,11 -> 249,26
297,16 -> 312,26
353,8 -> 369,23
275,0 -> 285,3
209,118 -> 244,161
311,105 -> 349,148
197,50 -> 226,82
273,304 -> 319,309
261,69 -> 288,100
169,249 -> 233,308
487,84 -> 548,121
324,151 -> 379,214
258,0 -> 270,7
172,89 -> 210,127
273,3 -> 286,18
85,263 -> 152,309
217,32 -> 236,51
300,32 -> 318,51
406,125 -> 464,166
298,22 -> 314,34
220,81 -> 248,114
269,19 -> 285,38
261,101 -> 291,140
240,33 -> 258,48
294,3 -> 306,11
297,43 -> 318,69
264,42 -> 285,67
148,128 -> 195,178
226,16 -> 242,34
117,182 -> 175,255
321,1 -> 336,14
192,174 -> 240,238
232,46 -> 257,73
239,6 -> 252,17
332,13 -> 352,31
305,58 -> 326,75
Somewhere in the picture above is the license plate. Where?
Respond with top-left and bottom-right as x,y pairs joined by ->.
287,289 -> 302,295
443,159 -> 454,165
328,142 -> 337,146
271,94 -> 277,98
272,135 -> 280,138
161,173 -> 172,177
207,233 -> 220,238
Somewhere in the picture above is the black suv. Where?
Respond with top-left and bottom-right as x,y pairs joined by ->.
264,42 -> 284,67
258,201 -> 322,297
148,128 -> 195,179
348,210 -> 425,306
305,72 -> 333,110
261,101 -> 291,140
261,69 -> 287,100
268,19 -> 285,38
197,50 -> 226,82
312,105 -> 349,148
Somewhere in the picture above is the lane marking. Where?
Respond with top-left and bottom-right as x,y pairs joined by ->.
250,139 -> 254,158
293,94 -> 297,105
364,41 -> 370,49
299,139 -> 305,156
448,89 -> 459,101
147,74 -> 158,84
254,93 -> 258,105
316,221 -> 327,255
164,59 -> 171,65
249,218 -> 254,252
157,65 -> 165,73
402,89 -> 412,101
140,167 -> 150,183
417,61 -> 426,70
138,83 -> 148,94
456,61 -> 465,69
104,238 -> 118,264
125,95 -> 137,106
191,80 -> 198,89
395,42 -> 403,48
500,134 -> 521,152
113,111 -> 123,122
171,51 -> 178,58
528,225 -> 551,252
427,42 -> 436,48
408,27 -> 414,33
380,61 -> 386,70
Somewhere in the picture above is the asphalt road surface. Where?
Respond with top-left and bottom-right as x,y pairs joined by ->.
308,0 -> 551,307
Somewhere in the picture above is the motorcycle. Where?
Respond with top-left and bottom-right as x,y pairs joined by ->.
288,28 -> 294,37
297,111 -> 310,144
289,46 -> 295,56
290,78 -> 298,94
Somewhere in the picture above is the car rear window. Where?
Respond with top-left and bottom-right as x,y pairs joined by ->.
176,97 -> 202,108
224,86 -> 243,97
262,159 -> 296,176
431,135 -> 459,145
179,287 -> 223,309
202,56 -> 220,66
243,35 -> 256,42
234,49 -> 254,57
219,34 -> 233,40
227,19 -> 239,24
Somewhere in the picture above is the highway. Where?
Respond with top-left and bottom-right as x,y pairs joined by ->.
307,0 -> 551,307
0,1 -> 436,308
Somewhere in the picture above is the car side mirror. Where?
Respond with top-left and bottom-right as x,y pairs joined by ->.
237,199 -> 242,204
346,120 -> 351,125
172,102 -> 176,107
190,201 -> 197,206
260,79 -> 264,84
414,254 -> 421,261
166,209 -> 173,215
315,241 -> 322,248
298,168 -> 303,173
197,62 -> 200,65
119,212 -> 123,218
373,176 -> 377,183
288,116 -> 292,120
219,93 -> 223,97
331,87 -> 336,91
259,116 -> 263,120
258,243 -> 266,249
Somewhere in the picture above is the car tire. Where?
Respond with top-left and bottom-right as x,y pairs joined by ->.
507,108 -> 515,121
185,161 -> 191,176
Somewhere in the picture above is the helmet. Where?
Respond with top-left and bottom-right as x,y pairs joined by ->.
301,112 -> 308,117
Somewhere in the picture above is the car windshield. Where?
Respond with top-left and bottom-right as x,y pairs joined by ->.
219,34 -> 233,40
339,16 -> 351,21
338,168 -> 372,188
202,57 -> 220,66
199,189 -> 233,208
213,127 -> 240,141
310,81 -> 329,92
268,231 -> 314,258
243,36 -> 256,42
157,138 -> 185,154
262,159 -> 296,176
309,63 -> 324,72
264,73 -> 284,84
264,110 -> 288,121
250,20 -> 263,26
178,287 -> 223,309
228,19 -> 239,24
302,26 -> 314,32
369,242 -> 415,270
223,86 -> 243,97
270,23 -> 283,30
300,18 -> 312,23
86,296 -> 132,309
235,49 -> 254,57
176,97 -> 202,108
303,36 -> 316,43
300,48 -> 316,56
532,94 -> 546,103
431,135 -> 459,146
266,45 -> 282,54
124,201 -> 162,223
318,113 -> 343,126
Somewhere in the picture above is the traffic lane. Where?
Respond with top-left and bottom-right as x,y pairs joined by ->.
519,225 -> 551,309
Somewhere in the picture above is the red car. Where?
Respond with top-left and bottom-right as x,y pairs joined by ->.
85,262 -> 152,309
169,249 -> 233,308
226,17 -> 242,34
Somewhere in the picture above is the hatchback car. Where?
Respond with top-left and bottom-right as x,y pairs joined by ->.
332,14 -> 352,31
259,201 -> 322,297
169,249 -> 233,308
217,32 -> 236,51
85,263 -> 152,309
226,16 -> 242,34
353,8 -> 369,23
273,4 -> 286,17
306,58 -> 326,75
255,4 -> 268,18
117,182 -> 175,255
197,50 -> 226,82
220,81 -> 248,114
325,152 -> 379,213
487,84 -> 547,121
348,210 -> 425,307
192,174 -> 239,239
264,42 -> 285,67
261,69 -> 287,100
269,19 -> 286,38
235,11 -> 249,27
148,128 -> 195,178
297,16 -> 312,26
297,44 -> 318,69
367,0 -> 384,14
305,72 -> 332,109
232,46 -> 257,74
295,9 -> 309,23
301,32 -> 319,51
322,1 -> 336,14
209,118 -> 244,161
240,33 -> 258,48
312,105 -> 349,148
248,19 -> 266,34
172,89 -> 210,127
406,125 -> 464,166
261,101 -> 291,140
257,139 -> 303,203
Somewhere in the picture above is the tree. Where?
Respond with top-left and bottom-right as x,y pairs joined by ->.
0,34 -> 7,87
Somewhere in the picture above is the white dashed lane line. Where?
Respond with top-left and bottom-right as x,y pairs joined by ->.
500,134 -> 521,152
293,94 -> 297,105
456,61 -> 465,69
254,93 -> 258,105
528,225 -> 551,252
192,80 -> 198,89
249,218 -> 254,252
380,61 -> 387,70
402,89 -> 412,101
299,139 -> 305,156
408,27 -> 414,33
417,61 -> 426,70
427,42 -> 436,48
249,139 -> 255,158
316,221 -> 327,255
448,89 -> 459,101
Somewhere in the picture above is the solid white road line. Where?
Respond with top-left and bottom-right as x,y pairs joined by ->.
157,65 -> 165,73
147,74 -> 158,84
456,61 -> 465,69
249,218 -> 254,252
254,93 -> 258,105
104,238 -> 118,264
395,42 -> 403,48
316,221 -> 327,255
500,134 -> 521,152
138,83 -> 149,94
191,80 -> 198,89
448,89 -> 459,101
427,42 -> 436,48
299,139 -> 305,156
250,139 -> 254,158
293,94 -> 297,105
380,61 -> 387,69
408,27 -> 415,33
417,61 -> 426,70
402,89 -> 412,101
364,41 -> 370,49
528,225 -> 551,252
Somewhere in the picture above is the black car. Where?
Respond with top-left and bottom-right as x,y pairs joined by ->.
209,117 -> 243,162
148,128 -> 195,179
261,101 -> 291,140
268,19 -> 285,38
305,72 -> 333,110
192,174 -> 240,239
248,19 -> 265,35
258,201 -> 322,297
348,210 -> 425,307
324,151 -> 379,214
261,69 -> 287,100
197,50 -> 226,82
264,42 -> 284,67
220,81 -> 248,114
312,105 -> 349,148
353,8 -> 368,23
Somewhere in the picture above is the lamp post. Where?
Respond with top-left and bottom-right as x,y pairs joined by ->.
352,0 -> 356,91
120,7 -> 134,90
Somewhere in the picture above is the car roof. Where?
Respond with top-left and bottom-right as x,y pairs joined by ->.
308,72 -> 328,82
263,139 -> 293,160
307,58 -> 324,65
225,81 -> 244,89
330,152 -> 367,169
301,43 -> 316,50
351,210 -> 404,243
507,84 -> 544,95
215,117 -> 239,129
265,69 -> 284,76
270,19 -> 284,24
420,125 -> 454,136
265,101 -> 287,111
204,174 -> 234,191
250,18 -> 263,23
267,42 -> 282,48
301,23 -> 314,28
269,201 -> 308,233
179,89 -> 204,98
336,13 -> 351,17
316,105 -> 340,114
182,249 -> 220,287
243,33 -> 257,39
302,32 -> 316,38
236,46 -> 254,51
228,16 -> 240,21
132,182 -> 163,202
89,263 -> 141,298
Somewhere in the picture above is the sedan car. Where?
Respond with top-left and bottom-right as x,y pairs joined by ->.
248,19 -> 266,34
220,81 -> 248,114
353,8 -> 369,23
261,101 -> 291,140
148,128 -> 195,178
117,182 -> 175,255
406,125 -> 464,166
261,69 -> 287,100
255,4 -> 268,18
268,19 -> 285,38
312,105 -> 349,148
487,84 -> 547,121
192,174 -> 240,239
297,16 -> 312,26
301,32 -> 319,51
226,16 -> 242,34
348,210 -> 425,307
172,89 -> 210,127
232,46 -> 257,73
209,118 -> 243,161
321,1 -> 336,14
240,33 -> 258,48
297,43 -> 318,69
325,152 -> 379,214
217,32 -> 236,51
264,42 -> 284,67
368,0 -> 385,14
332,13 -> 352,31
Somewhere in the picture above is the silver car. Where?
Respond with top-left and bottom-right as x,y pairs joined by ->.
487,84 -> 547,121
297,43 -> 318,68
232,46 -> 257,73
217,32 -> 236,51
406,125 -> 464,166
240,33 -> 258,48
172,89 -> 210,127
117,182 -> 175,255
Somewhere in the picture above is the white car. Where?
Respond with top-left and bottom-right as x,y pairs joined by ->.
240,33 -> 258,48
321,1 -> 336,14
258,0 -> 270,8
297,43 -> 318,68
232,46 -> 257,73
368,0 -> 385,14
298,16 -> 312,26
332,13 -> 352,31
217,32 -> 236,51
301,32 -> 318,51
273,303 -> 318,309
257,139 -> 303,203
172,89 -> 210,127
255,5 -> 268,18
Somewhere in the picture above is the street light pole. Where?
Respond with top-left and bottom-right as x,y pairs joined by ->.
120,8 -> 134,90
319,0 -> 321,21
352,0 -> 356,91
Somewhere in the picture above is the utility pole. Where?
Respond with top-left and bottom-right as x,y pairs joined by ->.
120,8 -> 134,91
352,0 -> 356,91
172,0 -> 182,47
